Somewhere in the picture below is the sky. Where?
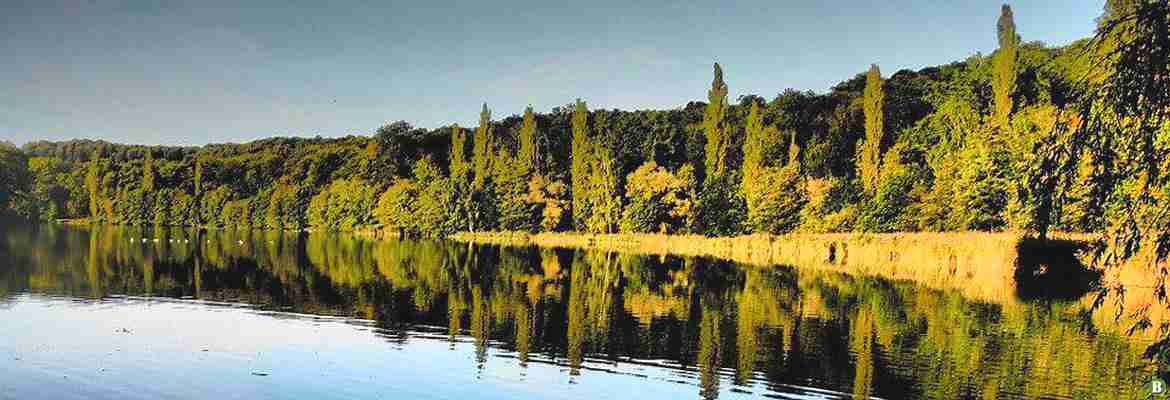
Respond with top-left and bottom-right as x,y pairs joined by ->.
1,0 -> 1105,147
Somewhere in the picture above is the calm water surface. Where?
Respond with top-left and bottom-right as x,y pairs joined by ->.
0,223 -> 1158,399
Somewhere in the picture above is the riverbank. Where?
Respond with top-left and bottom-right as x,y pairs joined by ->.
449,230 -> 1097,305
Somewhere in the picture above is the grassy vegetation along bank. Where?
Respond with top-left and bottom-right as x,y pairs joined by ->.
450,230 -> 1041,303
449,229 -> 1170,333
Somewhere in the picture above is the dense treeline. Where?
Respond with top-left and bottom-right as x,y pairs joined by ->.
1,3 -> 1167,262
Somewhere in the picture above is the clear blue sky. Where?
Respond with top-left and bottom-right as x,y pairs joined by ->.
1,0 -> 1104,146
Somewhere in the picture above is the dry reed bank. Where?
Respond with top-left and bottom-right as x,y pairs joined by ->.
447,230 -> 1170,334
451,231 -> 1041,303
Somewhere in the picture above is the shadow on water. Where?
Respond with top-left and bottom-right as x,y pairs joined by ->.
1013,238 -> 1102,301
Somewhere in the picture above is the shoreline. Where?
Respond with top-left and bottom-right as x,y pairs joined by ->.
35,221 -> 1169,333
444,230 -> 1170,333
44,220 -> 1110,307
446,230 -> 1102,306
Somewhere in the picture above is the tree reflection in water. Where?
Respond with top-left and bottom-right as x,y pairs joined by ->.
0,222 -> 1159,400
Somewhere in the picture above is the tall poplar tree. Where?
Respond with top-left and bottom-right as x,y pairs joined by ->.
586,115 -> 621,234
193,156 -> 204,225
142,149 -> 156,192
472,103 -> 494,190
993,4 -> 1019,129
498,106 -> 542,231
741,102 -> 804,234
741,102 -> 772,196
570,100 -> 592,229
448,125 -> 475,231
703,63 -> 731,181
85,150 -> 102,220
696,62 -> 745,235
194,157 -> 204,196
787,130 -> 800,169
450,125 -> 471,185
518,106 -> 538,174
858,64 -> 885,195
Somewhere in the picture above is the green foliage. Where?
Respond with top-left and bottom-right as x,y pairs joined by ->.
744,165 -> 807,234
993,4 -> 1019,128
858,64 -> 885,195
703,63 -> 732,181
694,63 -> 745,236
375,157 -> 461,237
799,178 -> 860,233
85,152 -> 103,220
495,106 -> 548,232
570,100 -> 592,229
620,162 -> 696,233
586,125 -> 622,234
142,149 -> 156,192
19,156 -> 85,220
527,174 -> 570,231
200,186 -> 234,227
307,178 -> 378,231
0,142 -> 32,210
447,125 -> 475,232
694,178 -> 747,236
1027,0 -> 1170,275
473,103 -> 494,190
741,102 -> 806,234
374,179 -> 418,232
858,146 -> 920,232
265,182 -> 309,229
518,106 -> 539,173
496,151 -> 541,232
741,102 -> 781,187
450,125 -> 471,185
411,158 -> 457,236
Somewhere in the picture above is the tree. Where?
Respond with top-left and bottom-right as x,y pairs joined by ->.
745,165 -> 807,234
265,181 -> 308,229
741,102 -> 805,233
410,157 -> 458,235
450,125 -> 471,185
473,103 -> 494,190
140,149 -> 157,224
570,100 -> 593,229
742,102 -> 766,185
374,179 -> 419,233
620,162 -> 695,233
695,63 -> 745,236
586,114 -> 622,233
1026,0 -> 1170,331
307,178 -> 378,231
142,148 -> 156,192
193,156 -> 204,225
858,64 -> 885,195
518,106 -> 539,174
449,125 -> 474,231
497,106 -> 547,232
993,4 -> 1019,129
496,150 -> 540,232
0,142 -> 30,214
703,63 -> 731,181
741,102 -> 782,200
85,150 -> 103,220
526,174 -> 569,231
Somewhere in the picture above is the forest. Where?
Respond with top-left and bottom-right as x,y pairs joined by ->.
1,2 -> 1167,273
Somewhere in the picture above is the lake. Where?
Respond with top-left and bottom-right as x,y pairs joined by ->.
0,222 -> 1159,399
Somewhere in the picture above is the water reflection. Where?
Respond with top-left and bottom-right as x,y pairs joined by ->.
0,222 -> 1158,399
